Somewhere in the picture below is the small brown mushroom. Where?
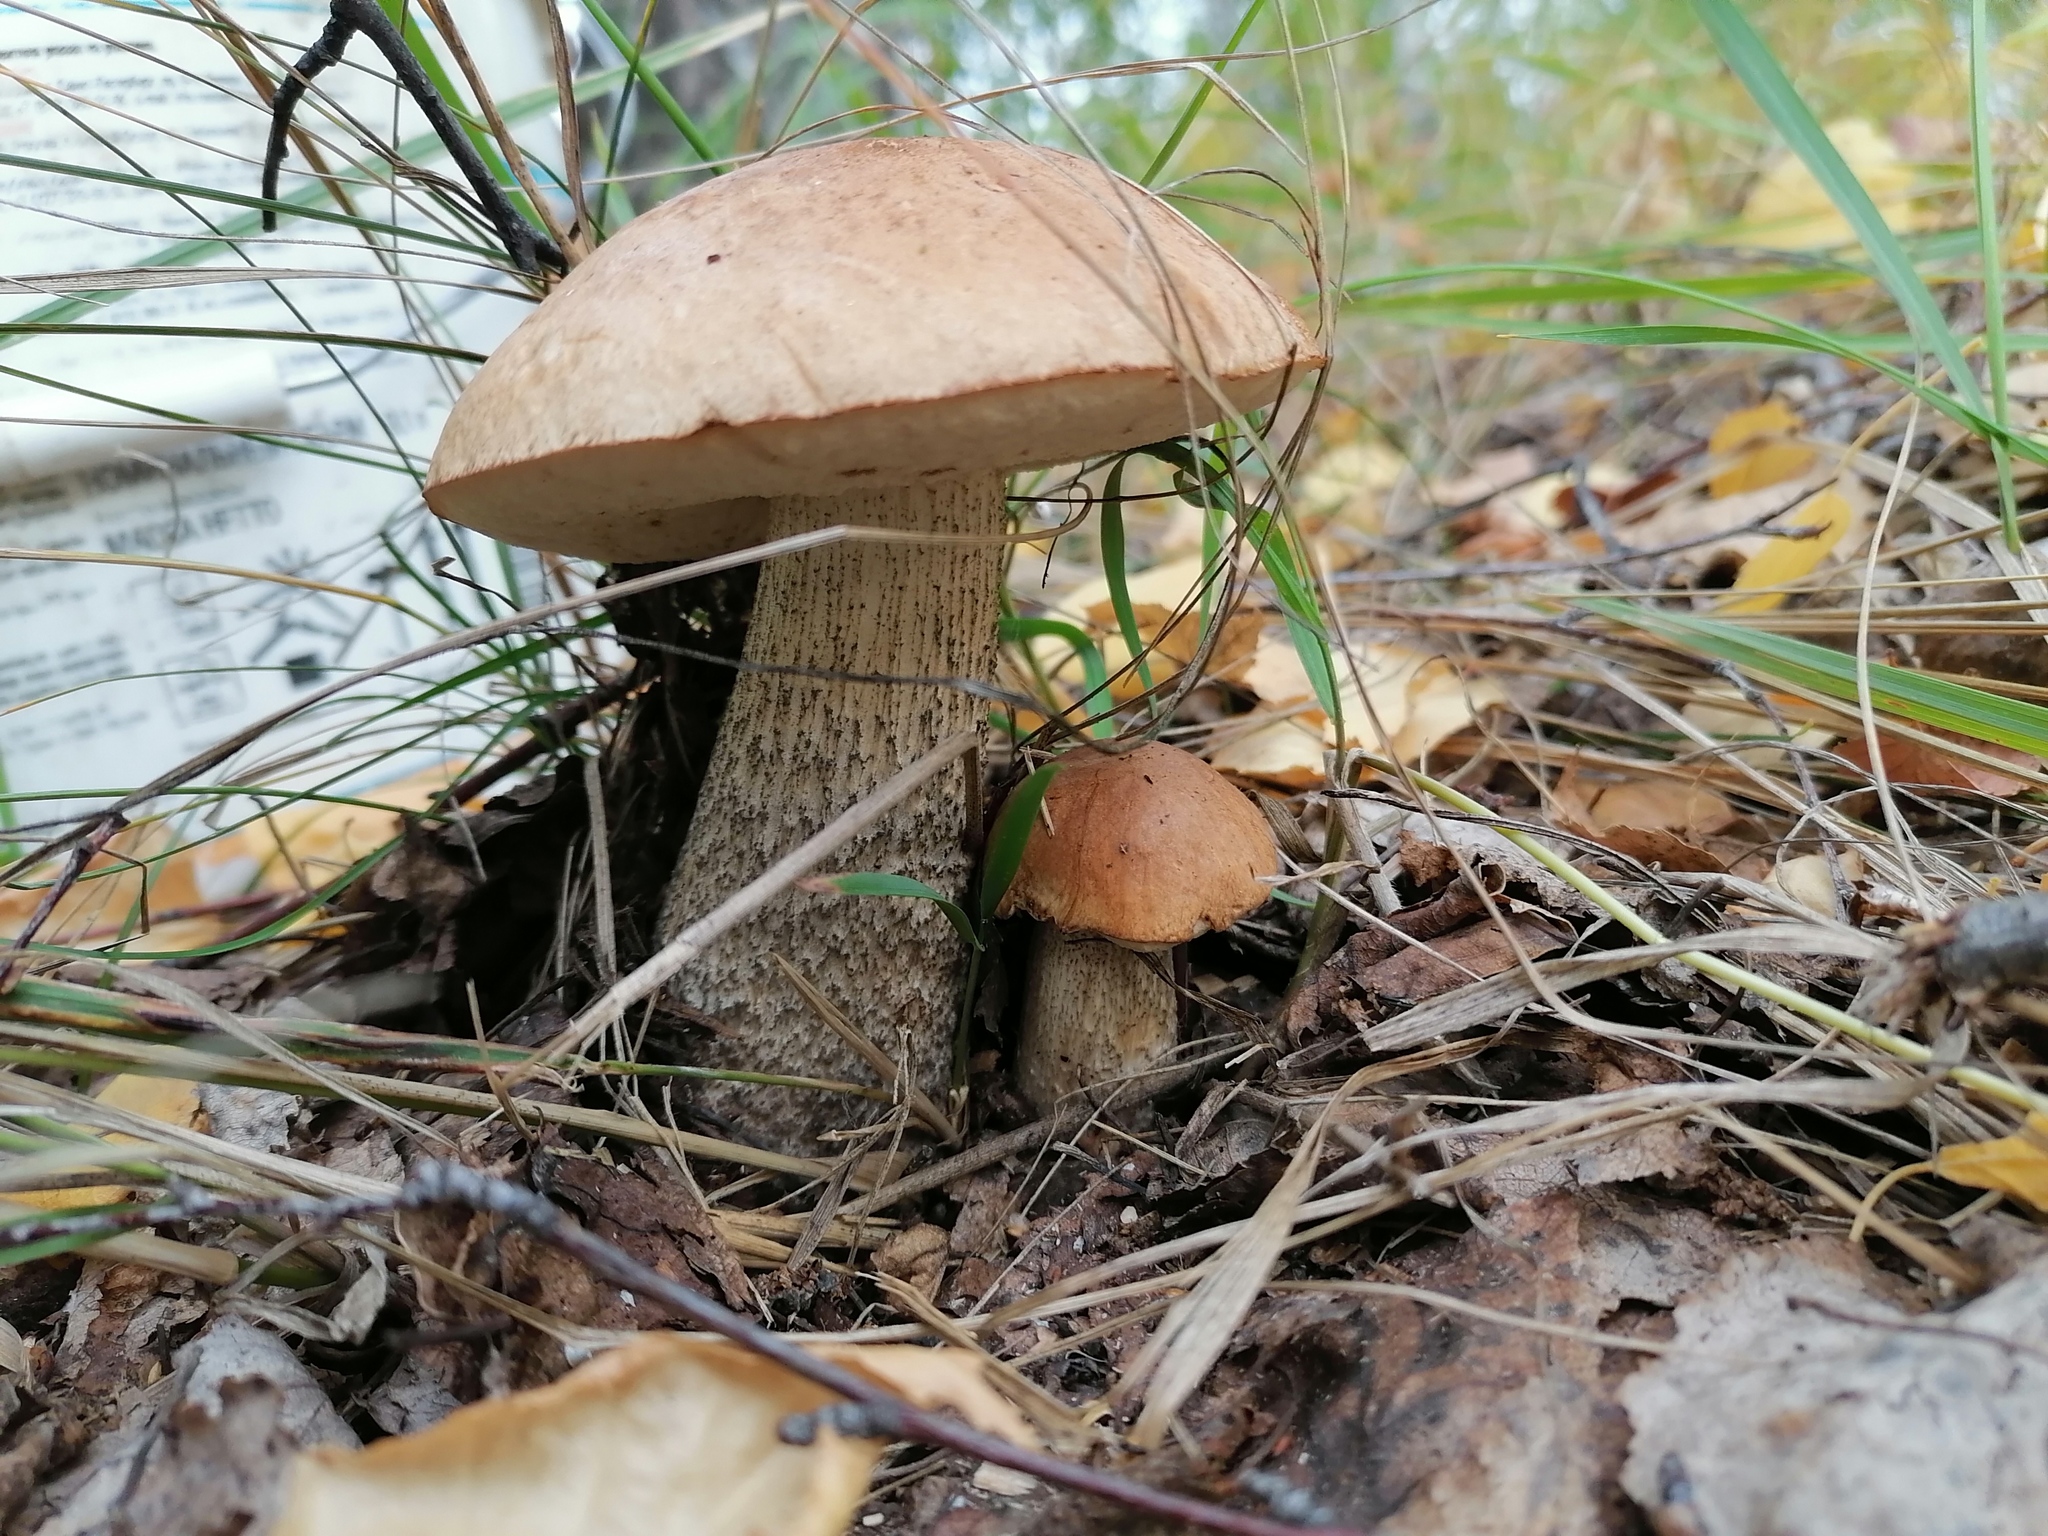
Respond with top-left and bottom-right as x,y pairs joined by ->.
997,743 -> 1278,1112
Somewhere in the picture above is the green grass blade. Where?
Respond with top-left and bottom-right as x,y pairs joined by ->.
1141,0 -> 1266,185
999,617 -> 1113,739
0,322 -> 480,363
1099,458 -> 1155,698
0,149 -> 502,261
1576,596 -> 2048,756
804,873 -> 978,950
1969,0 -> 2021,548
1483,307 -> 2040,467
980,759 -> 1062,922
1350,267 -> 1868,315
1689,0 -> 1985,416
575,0 -> 718,167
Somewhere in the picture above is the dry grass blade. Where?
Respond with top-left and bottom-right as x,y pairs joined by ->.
1359,925 -> 1892,1053
1114,1070 -> 1359,1450
0,1194 -> 235,1282
0,1028 -> 830,1177
535,730 -> 979,1065
770,953 -> 957,1142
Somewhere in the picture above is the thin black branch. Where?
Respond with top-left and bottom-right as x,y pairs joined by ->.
261,0 -> 563,275
0,1164 -> 1353,1536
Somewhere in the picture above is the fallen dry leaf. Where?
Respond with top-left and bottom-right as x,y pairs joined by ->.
0,760 -> 466,952
1738,117 -> 1933,251
27,1315 -> 356,1536
1554,767 -> 1739,874
1225,1189 -> 1733,1536
273,1334 -> 1034,1536
1212,639 -> 1504,786
1706,401 -> 1816,498
10,1075 -> 203,1212
1072,600 -> 1262,703
1719,483 -> 1865,613
1935,1113 -> 2048,1212
1620,1238 -> 2046,1536
1838,728 -> 2039,798
1769,851 -> 1857,917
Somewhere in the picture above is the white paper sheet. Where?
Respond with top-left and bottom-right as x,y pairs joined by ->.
0,0 -> 568,836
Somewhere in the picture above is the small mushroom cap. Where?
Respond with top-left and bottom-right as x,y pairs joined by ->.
426,137 -> 1322,562
997,742 -> 1278,948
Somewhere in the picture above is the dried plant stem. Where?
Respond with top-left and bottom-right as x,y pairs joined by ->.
0,1166 -> 1357,1536
537,730 -> 981,1065
1358,755 -> 2048,1120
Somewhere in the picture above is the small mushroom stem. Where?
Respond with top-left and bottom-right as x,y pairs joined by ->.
660,474 -> 1006,1151
1016,926 -> 1180,1114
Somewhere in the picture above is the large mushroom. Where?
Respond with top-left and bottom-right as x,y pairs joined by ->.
997,743 -> 1278,1112
425,137 -> 1320,1151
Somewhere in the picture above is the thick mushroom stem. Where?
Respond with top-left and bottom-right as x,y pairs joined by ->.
1016,927 -> 1180,1114
659,473 -> 1005,1151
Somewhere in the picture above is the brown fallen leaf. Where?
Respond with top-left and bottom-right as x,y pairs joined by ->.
273,1334 -> 1034,1536
25,1315 -> 356,1536
1356,910 -> 1573,1006
1191,1189 -> 1734,1536
1554,766 -> 1739,874
1838,728 -> 2038,799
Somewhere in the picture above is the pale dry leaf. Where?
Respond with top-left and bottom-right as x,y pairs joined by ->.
1213,640 -> 1499,785
1738,117 -> 1933,250
1770,852 -> 1856,917
272,1335 -> 1035,1536
1621,1240 -> 2048,1536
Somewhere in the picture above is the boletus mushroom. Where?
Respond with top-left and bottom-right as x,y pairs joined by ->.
424,137 -> 1320,1151
997,743 -> 1278,1112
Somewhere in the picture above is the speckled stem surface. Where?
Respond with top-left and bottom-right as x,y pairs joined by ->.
659,474 -> 1004,1152
1016,928 -> 1180,1114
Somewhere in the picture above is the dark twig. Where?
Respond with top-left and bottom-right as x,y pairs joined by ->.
0,813 -> 126,988
443,677 -> 635,807
260,0 -> 563,275
0,1164 -> 1354,1536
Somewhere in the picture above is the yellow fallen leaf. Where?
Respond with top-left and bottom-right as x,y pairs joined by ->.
1706,401 -> 1815,499
275,1335 -> 1035,1536
1739,118 -> 1932,251
1390,657 -> 1505,764
10,1074 -> 204,1211
1062,602 -> 1261,703
1,759 -> 466,951
1211,640 -> 1500,784
1718,485 -> 1862,614
1041,554 -> 1216,631
1935,1114 -> 2048,1212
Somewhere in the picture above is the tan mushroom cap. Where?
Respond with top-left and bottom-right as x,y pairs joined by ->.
425,137 -> 1323,563
997,742 -> 1278,949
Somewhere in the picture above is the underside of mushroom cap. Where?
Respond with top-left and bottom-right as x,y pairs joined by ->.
426,137 -> 1324,563
997,742 -> 1278,948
